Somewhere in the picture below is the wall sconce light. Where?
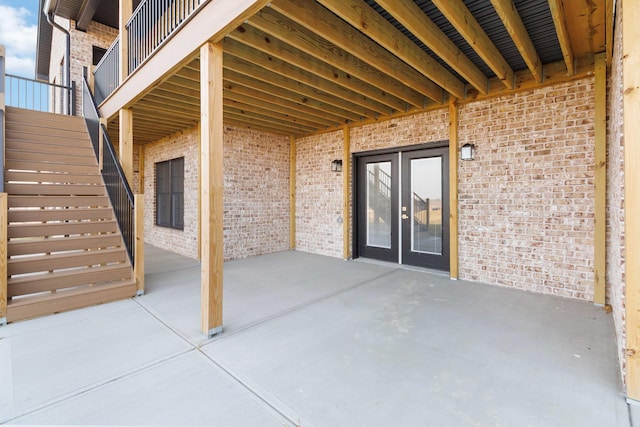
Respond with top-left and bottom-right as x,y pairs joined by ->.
331,159 -> 343,172
461,143 -> 475,161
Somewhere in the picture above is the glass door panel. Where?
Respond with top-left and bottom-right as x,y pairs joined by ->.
367,162 -> 392,248
410,157 -> 442,255
401,148 -> 449,270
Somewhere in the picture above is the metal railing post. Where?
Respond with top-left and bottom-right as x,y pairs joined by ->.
0,44 -> 5,193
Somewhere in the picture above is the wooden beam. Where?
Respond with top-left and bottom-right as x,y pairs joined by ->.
623,0 -> 640,401
605,0 -> 615,65
76,0 -> 102,31
223,53 -> 377,120
138,144 -> 145,194
0,193 -> 7,324
449,101 -> 459,279
224,106 -> 316,135
317,0 -> 465,99
224,97 -> 324,131
134,193 -> 144,295
101,0 -> 271,120
490,0 -> 543,83
226,25 -> 407,112
118,108 -> 134,184
246,12 -> 425,109
376,0 -> 488,95
200,41 -> 224,337
223,39 -> 392,116
593,53 -> 606,305
119,0 -> 133,82
343,125 -> 351,260
432,0 -> 514,89
290,136 -> 296,250
548,0 -> 575,75
268,0 -> 444,104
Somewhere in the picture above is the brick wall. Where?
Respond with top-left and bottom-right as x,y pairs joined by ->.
607,3 -> 626,384
143,124 -> 290,260
49,17 -> 118,114
295,131 -> 344,257
458,79 -> 596,300
297,80 -> 597,302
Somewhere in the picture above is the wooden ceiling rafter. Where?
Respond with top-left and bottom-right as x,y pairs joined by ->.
226,24 -> 408,112
431,0 -> 515,88
246,8 -> 426,108
267,0 -> 445,104
548,0 -> 575,75
490,0 -> 543,83
375,0 -> 489,94
317,0 -> 465,99
223,39 -> 393,116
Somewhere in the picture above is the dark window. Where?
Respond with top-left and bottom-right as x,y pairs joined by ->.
156,158 -> 184,230
92,46 -> 107,66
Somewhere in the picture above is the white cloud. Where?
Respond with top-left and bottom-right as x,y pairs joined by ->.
0,5 -> 37,77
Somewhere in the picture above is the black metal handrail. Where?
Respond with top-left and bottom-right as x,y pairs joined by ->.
93,37 -> 120,105
82,78 -> 135,266
126,0 -> 203,74
5,73 -> 75,115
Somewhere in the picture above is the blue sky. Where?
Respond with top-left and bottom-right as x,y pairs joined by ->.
0,0 -> 41,77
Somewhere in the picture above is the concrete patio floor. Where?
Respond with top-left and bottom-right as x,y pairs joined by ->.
0,245 -> 634,426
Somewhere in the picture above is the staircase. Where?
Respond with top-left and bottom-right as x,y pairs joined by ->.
3,107 -> 137,322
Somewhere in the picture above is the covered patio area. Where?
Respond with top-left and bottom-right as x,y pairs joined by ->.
0,245 -> 633,426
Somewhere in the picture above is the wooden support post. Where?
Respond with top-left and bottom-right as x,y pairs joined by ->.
449,100 -> 459,279
623,0 -> 640,402
290,136 -> 296,250
119,0 -> 132,82
138,145 -> 145,194
0,193 -> 7,325
119,108 -> 134,184
343,125 -> 351,260
134,194 -> 144,296
200,41 -> 224,337
594,53 -> 607,305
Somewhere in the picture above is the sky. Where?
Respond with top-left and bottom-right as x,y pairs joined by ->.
0,0 -> 41,78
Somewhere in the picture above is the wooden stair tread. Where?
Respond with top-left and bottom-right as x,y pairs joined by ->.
5,139 -> 95,155
5,183 -> 106,196
5,149 -> 97,166
8,247 -> 128,275
8,220 -> 119,239
8,234 -> 124,256
5,160 -> 100,174
6,279 -> 137,322
8,195 -> 110,208
7,264 -> 133,297
8,207 -> 114,223
5,171 -> 103,184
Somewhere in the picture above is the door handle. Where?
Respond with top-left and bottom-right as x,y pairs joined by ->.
402,214 -> 409,220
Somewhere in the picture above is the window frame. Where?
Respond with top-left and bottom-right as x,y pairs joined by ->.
155,157 -> 185,230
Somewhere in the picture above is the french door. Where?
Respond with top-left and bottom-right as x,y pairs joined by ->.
356,146 -> 449,271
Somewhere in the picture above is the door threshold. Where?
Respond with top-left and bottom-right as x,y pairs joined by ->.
353,257 -> 450,278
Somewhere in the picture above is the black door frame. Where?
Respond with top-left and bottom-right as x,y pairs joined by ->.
352,142 -> 449,270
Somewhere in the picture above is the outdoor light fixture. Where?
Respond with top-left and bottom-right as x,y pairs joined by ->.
331,159 -> 343,172
461,143 -> 475,161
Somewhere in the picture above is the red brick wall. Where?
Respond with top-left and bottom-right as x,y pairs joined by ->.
295,131 -> 344,257
457,79 -> 595,300
607,3 -> 626,384
296,79 -> 597,302
143,124 -> 291,260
